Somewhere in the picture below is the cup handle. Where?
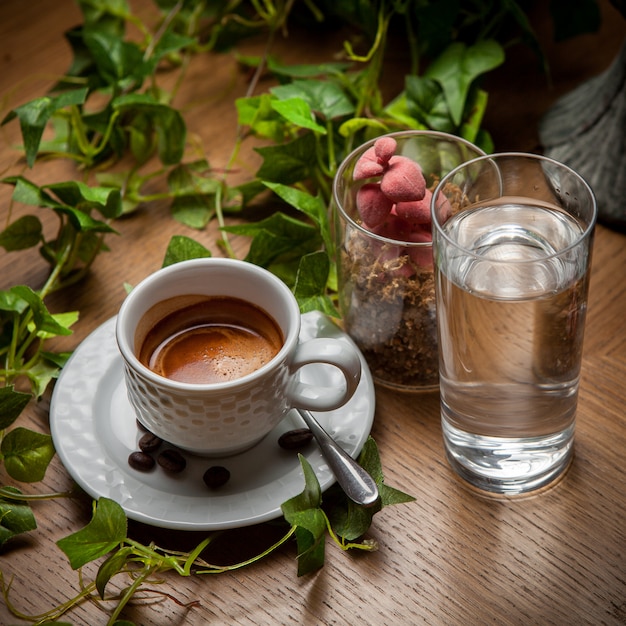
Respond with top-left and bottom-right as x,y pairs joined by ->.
286,338 -> 362,411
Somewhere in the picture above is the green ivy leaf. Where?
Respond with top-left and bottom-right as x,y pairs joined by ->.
426,40 -> 504,126
53,206 -> 117,234
26,359 -> 61,399
96,546 -> 134,599
46,180 -> 124,220
261,182 -> 331,251
327,438 -> 415,541
57,497 -> 127,570
162,235 -> 212,267
0,487 -> 37,546
0,215 -> 43,251
236,94 -> 287,142
254,133 -> 316,184
338,116 -> 389,138
113,94 -> 186,165
224,212 -> 319,268
266,59 -> 350,79
10,286 -> 73,336
170,194 -> 215,229
282,455 -> 327,575
0,289 -> 27,315
270,98 -> 327,134
40,350 -> 72,369
0,386 -> 32,429
3,175 -> 59,208
83,29 -> 147,87
1,427 -> 56,483
404,75 -> 455,133
293,252 -> 338,316
0,88 -> 88,167
270,80 -> 354,121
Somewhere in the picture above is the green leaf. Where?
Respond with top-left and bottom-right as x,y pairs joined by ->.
293,252 -> 338,316
255,133 -> 316,184
282,455 -> 327,575
148,29 -> 196,64
162,235 -> 212,267
459,87 -> 489,144
262,181 -> 332,252
113,94 -> 186,165
45,181 -> 123,220
0,487 -> 37,546
404,76 -> 455,133
96,546 -> 134,599
1,88 -> 88,167
236,94 -> 287,142
3,175 -> 59,207
270,80 -> 354,121
0,386 -> 32,429
31,311 -> 79,340
358,438 -> 415,507
40,350 -> 72,369
83,29 -> 147,87
0,215 -> 42,251
338,116 -> 389,138
10,285 -> 73,336
57,497 -> 127,570
224,212 -> 319,268
328,438 -> 415,541
1,427 -> 55,483
26,359 -> 61,399
426,40 -> 504,126
261,182 -> 326,227
0,289 -> 27,314
170,194 -> 215,229
270,98 -> 327,134
53,205 -> 117,234
267,59 -> 350,79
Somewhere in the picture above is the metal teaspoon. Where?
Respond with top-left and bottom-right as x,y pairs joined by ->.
297,408 -> 379,507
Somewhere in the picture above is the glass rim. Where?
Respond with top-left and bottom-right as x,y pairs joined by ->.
431,151 -> 598,262
333,130 -> 487,248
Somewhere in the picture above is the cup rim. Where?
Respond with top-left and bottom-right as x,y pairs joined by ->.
430,151 -> 598,262
115,258 -> 301,391
333,130 -> 487,247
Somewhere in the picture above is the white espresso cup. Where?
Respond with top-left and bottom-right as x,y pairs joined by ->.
115,258 -> 362,456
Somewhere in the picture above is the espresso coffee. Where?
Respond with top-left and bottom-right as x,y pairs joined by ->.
137,296 -> 283,384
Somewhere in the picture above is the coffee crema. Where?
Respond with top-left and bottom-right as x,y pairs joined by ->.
137,296 -> 283,384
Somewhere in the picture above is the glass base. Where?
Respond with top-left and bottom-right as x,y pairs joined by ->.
442,419 -> 574,496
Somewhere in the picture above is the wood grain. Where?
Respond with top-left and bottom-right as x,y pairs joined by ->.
1,1 -> 625,625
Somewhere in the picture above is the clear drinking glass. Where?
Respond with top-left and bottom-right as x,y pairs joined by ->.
431,153 -> 597,495
333,131 -> 485,391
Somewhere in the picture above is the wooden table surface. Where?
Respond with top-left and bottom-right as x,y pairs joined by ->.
1,1 -> 625,624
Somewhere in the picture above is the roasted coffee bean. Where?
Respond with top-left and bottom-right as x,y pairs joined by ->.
203,465 -> 230,489
128,451 -> 155,472
278,428 -> 314,450
138,432 -> 163,454
157,449 -> 187,473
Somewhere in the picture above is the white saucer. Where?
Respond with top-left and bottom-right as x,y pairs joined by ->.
50,311 -> 375,530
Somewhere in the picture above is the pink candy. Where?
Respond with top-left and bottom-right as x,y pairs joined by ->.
353,136 -> 433,270
380,156 -> 426,202
356,183 -> 393,227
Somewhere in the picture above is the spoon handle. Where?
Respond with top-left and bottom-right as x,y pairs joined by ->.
297,409 -> 379,507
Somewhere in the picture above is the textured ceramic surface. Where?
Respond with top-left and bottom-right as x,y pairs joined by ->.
116,258 -> 361,455
50,313 -> 375,530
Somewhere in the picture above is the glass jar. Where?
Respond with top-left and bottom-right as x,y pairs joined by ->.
332,131 -> 485,391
